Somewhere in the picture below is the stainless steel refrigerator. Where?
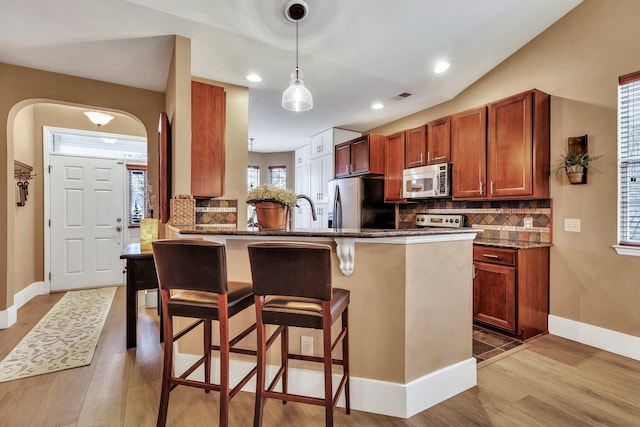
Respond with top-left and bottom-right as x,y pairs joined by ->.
328,177 -> 395,229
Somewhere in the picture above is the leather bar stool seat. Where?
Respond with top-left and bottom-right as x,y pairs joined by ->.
152,239 -> 257,427
248,241 -> 350,427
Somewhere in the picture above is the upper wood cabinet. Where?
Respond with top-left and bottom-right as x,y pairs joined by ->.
334,134 -> 386,178
451,89 -> 550,200
487,90 -> 550,199
385,131 -> 405,202
451,106 -> 487,199
427,116 -> 451,164
405,125 -> 426,168
191,81 -> 226,198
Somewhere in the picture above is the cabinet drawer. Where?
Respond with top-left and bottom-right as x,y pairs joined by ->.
473,246 -> 516,266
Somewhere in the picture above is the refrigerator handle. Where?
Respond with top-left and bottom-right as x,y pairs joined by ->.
333,184 -> 342,229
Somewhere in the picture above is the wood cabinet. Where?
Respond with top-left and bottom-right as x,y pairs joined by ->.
473,245 -> 549,341
191,81 -> 226,198
334,134 -> 386,178
385,131 -> 405,202
451,89 -> 550,200
451,106 -> 487,199
487,90 -> 550,199
405,125 -> 426,168
427,116 -> 451,164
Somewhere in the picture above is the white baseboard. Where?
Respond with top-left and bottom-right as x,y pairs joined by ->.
0,281 -> 47,329
549,315 -> 640,362
173,346 -> 476,418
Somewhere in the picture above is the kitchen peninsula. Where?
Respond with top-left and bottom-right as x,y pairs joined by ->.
167,225 -> 481,418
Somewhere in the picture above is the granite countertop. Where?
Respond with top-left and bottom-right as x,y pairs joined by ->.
172,225 -> 482,239
473,237 -> 552,249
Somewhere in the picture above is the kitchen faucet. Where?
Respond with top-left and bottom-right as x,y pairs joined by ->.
289,194 -> 317,229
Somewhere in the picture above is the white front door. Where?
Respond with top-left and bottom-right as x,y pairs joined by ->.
50,154 -> 125,291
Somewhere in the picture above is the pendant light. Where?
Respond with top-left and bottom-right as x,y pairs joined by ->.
282,1 -> 313,112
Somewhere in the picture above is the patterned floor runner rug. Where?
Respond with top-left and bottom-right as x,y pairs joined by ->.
0,286 -> 116,383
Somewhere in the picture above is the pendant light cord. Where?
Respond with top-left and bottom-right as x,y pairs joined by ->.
295,20 -> 300,79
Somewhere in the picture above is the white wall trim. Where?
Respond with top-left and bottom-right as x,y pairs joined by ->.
549,315 -> 640,361
0,281 -> 47,329
173,347 -> 476,418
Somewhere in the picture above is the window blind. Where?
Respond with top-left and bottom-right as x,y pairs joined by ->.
618,71 -> 640,244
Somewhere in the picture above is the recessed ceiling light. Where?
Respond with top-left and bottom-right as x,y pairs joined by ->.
246,73 -> 262,82
371,103 -> 384,110
434,61 -> 450,74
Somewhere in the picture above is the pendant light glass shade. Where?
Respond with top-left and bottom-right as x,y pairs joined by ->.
282,67 -> 313,111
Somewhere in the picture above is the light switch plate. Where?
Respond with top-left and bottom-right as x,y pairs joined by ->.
564,218 -> 581,232
524,217 -> 533,229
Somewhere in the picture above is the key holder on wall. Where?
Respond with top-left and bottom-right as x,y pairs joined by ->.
14,160 -> 35,207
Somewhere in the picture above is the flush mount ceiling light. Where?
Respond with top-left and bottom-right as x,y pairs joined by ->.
84,111 -> 114,127
246,73 -> 262,83
371,102 -> 384,110
281,0 -> 313,112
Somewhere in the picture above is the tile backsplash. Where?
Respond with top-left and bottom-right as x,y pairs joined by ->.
195,198 -> 238,228
399,199 -> 552,243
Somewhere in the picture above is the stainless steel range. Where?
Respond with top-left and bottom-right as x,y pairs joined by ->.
415,213 -> 465,228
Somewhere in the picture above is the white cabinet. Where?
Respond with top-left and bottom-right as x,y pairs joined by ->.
294,163 -> 311,229
310,155 -> 333,205
295,145 -> 310,167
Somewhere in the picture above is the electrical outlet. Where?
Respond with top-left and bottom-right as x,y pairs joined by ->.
524,217 -> 533,229
564,218 -> 581,232
301,336 -> 313,356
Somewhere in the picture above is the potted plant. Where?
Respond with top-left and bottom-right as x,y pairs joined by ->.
246,184 -> 297,229
555,148 -> 603,184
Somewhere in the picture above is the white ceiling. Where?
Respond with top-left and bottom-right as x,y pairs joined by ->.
0,0 -> 582,152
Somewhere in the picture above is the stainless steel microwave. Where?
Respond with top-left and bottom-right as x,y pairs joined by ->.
402,163 -> 452,198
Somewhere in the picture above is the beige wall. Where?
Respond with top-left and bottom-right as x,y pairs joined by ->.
369,0 -> 640,337
13,106 -> 37,294
1,62 -> 164,310
251,151 -> 295,189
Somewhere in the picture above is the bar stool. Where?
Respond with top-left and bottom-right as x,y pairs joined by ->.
247,242 -> 350,427
152,239 -> 257,427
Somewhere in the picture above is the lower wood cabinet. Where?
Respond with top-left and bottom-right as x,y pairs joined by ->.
473,245 -> 549,341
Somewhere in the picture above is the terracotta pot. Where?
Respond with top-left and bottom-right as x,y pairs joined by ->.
254,202 -> 288,230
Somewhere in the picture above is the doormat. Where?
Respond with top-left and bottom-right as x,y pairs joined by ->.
0,286 -> 116,383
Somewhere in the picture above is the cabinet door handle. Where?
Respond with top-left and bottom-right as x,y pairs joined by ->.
427,152 -> 431,163
420,153 -> 424,164
490,180 -> 494,194
479,181 -> 483,194
482,254 -> 500,259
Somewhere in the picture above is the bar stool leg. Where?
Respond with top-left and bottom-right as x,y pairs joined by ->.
219,297 -> 230,427
323,310 -> 334,427
204,320 -> 212,393
281,325 -> 288,404
254,297 -> 266,427
157,292 -> 172,427
343,307 -> 350,414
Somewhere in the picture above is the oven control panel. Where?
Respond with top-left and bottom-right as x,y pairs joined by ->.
415,213 -> 465,228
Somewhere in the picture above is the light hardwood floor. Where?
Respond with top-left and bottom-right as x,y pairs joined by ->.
1,286 -> 639,426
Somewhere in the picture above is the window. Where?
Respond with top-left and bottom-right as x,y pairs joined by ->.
268,165 -> 287,189
618,71 -> 640,246
247,165 -> 260,190
128,165 -> 147,226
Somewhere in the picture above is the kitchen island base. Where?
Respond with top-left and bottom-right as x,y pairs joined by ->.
167,227 -> 479,418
